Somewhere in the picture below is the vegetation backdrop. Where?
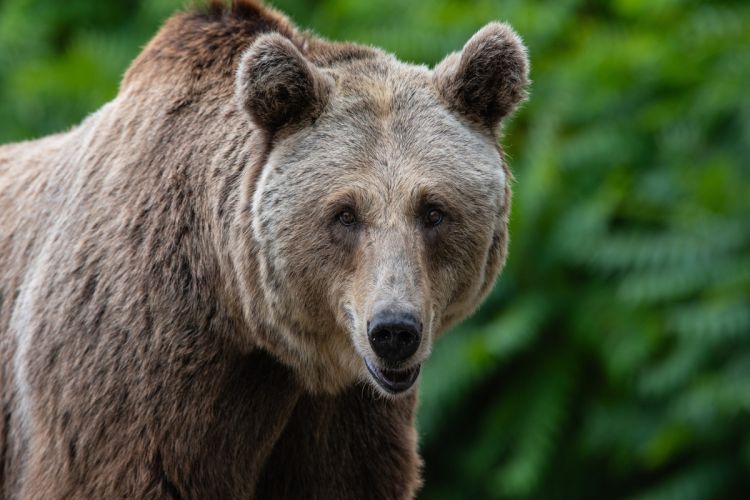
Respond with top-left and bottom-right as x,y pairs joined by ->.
1,0 -> 748,498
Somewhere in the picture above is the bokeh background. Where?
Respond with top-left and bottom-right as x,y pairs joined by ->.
2,0 -> 749,498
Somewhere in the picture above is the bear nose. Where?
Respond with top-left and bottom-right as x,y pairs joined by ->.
367,311 -> 422,364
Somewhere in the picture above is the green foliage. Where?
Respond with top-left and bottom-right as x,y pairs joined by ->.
2,0 -> 748,497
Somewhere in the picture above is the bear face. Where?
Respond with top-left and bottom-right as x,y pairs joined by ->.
237,25 -> 529,396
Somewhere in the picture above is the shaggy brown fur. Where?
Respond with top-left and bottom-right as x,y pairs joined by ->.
0,1 -> 529,498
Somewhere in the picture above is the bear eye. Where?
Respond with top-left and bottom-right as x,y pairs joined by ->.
338,209 -> 357,226
424,207 -> 444,227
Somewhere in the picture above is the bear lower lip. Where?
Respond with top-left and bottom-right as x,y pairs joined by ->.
364,358 -> 421,394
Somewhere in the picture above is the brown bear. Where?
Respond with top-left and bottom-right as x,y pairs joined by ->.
0,0 -> 529,498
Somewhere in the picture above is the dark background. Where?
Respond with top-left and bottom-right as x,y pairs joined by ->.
2,0 -> 749,498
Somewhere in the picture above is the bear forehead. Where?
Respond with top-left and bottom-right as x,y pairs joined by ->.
290,69 -> 502,180
269,105 -> 505,214
260,53 -> 507,205
329,58 -> 430,106
325,57 -> 455,127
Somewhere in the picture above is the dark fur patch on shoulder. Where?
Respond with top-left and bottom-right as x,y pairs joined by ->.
198,0 -> 287,28
152,451 -> 183,500
204,0 -> 267,19
195,0 -> 381,64
123,0 -> 384,88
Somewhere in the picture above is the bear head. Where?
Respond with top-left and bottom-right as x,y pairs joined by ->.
235,23 -> 529,396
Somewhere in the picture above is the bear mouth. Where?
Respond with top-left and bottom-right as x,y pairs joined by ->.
364,358 -> 421,394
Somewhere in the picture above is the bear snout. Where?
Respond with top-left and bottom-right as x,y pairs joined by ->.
367,310 -> 422,365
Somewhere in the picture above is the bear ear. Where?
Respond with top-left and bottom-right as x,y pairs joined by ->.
433,22 -> 530,133
236,33 -> 332,134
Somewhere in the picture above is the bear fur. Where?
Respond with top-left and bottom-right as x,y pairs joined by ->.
0,1 -> 529,498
